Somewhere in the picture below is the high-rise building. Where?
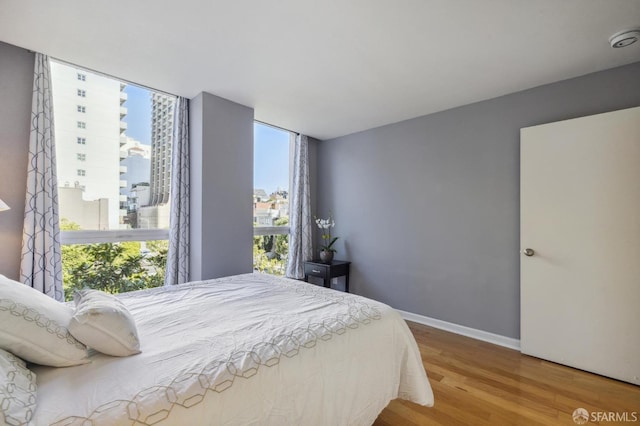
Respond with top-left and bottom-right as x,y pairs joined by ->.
136,93 -> 174,229
120,136 -> 151,199
149,93 -> 174,206
119,137 -> 151,228
51,61 -> 127,230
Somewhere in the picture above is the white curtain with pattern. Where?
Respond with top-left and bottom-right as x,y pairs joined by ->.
164,96 -> 190,286
286,134 -> 312,279
20,53 -> 64,301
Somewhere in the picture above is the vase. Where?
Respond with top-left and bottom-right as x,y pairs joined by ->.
319,250 -> 334,263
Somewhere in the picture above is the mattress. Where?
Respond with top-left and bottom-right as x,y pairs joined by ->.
32,273 -> 433,425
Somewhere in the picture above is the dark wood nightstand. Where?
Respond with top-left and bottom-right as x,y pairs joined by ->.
303,260 -> 351,292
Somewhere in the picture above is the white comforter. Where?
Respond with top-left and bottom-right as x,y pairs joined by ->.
33,273 -> 433,425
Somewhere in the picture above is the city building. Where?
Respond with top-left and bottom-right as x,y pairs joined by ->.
253,189 -> 268,202
58,186 -> 109,230
148,93 -> 174,206
119,137 -> 151,227
120,137 -> 151,199
253,201 -> 279,226
50,61 -> 127,230
136,92 -> 174,229
252,190 -> 289,227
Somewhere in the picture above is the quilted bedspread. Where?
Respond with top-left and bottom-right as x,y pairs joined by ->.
33,273 -> 433,425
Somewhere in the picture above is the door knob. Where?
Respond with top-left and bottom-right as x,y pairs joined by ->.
522,248 -> 535,257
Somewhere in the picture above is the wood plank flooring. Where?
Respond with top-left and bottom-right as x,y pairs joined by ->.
374,321 -> 640,425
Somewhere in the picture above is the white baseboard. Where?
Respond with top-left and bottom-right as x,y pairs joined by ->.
396,309 -> 521,351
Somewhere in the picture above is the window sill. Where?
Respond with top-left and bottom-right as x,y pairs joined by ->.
61,229 -> 169,244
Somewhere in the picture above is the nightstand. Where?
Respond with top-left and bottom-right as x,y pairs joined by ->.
303,260 -> 351,292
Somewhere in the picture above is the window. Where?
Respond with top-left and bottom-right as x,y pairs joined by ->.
253,122 -> 293,275
51,60 -> 177,299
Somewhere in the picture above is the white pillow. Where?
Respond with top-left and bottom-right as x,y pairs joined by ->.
0,348 -> 37,425
69,289 -> 141,357
0,274 -> 89,367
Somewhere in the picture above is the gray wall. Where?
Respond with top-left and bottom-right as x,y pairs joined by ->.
317,61 -> 640,339
0,42 -> 34,280
190,92 -> 254,280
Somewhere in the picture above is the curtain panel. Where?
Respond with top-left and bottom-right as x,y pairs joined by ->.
20,53 -> 64,301
286,134 -> 312,279
164,96 -> 190,285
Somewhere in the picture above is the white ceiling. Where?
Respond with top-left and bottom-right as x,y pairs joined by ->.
1,0 -> 639,140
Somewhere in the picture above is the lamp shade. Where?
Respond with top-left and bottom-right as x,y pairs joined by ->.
0,198 -> 10,212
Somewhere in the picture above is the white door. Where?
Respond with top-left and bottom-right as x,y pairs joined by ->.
520,106 -> 640,385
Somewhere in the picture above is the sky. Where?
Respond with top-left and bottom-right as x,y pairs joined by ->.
254,123 -> 290,195
123,84 -> 151,145
123,86 -> 290,194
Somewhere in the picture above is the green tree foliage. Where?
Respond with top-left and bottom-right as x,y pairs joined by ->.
273,217 -> 289,257
60,218 -> 81,230
253,216 -> 289,275
146,239 -> 169,254
60,220 -> 167,301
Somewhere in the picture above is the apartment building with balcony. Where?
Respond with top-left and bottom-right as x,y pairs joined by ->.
120,137 -> 151,199
135,92 -> 174,230
50,61 -> 127,230
148,92 -> 174,206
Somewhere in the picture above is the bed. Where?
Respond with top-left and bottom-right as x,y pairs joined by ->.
28,273 -> 433,425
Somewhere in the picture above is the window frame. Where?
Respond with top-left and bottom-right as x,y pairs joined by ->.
52,59 -> 179,297
253,226 -> 289,236
60,228 -> 169,244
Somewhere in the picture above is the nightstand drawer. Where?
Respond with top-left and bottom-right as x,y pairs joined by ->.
303,260 -> 351,292
304,263 -> 329,279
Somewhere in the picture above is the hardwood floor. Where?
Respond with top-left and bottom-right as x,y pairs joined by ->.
374,321 -> 640,425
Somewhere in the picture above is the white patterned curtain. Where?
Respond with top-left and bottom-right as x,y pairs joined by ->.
20,53 -> 64,301
286,134 -> 312,279
164,96 -> 190,285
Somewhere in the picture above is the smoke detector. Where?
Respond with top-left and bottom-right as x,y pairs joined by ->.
609,29 -> 640,48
